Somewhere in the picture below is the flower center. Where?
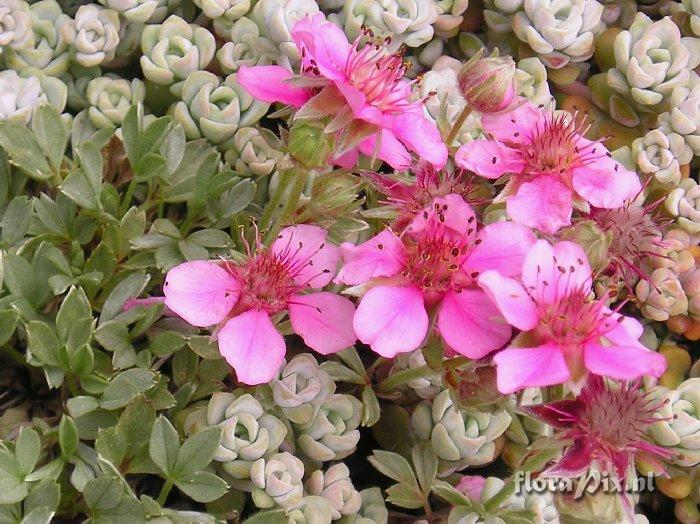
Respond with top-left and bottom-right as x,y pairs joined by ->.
402,229 -> 475,304
234,252 -> 299,314
537,288 -> 610,345
344,28 -> 411,112
579,380 -> 663,453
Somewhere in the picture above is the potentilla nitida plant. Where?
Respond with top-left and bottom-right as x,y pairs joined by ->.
162,224 -> 356,384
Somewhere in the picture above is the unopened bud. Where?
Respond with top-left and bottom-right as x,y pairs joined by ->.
288,120 -> 333,169
457,49 -> 516,113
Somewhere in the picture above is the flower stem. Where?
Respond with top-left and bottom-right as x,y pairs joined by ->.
445,105 -> 473,146
157,479 -> 174,506
263,167 -> 309,244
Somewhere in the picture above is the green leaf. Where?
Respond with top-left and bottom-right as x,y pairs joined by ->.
26,321 -> 60,366
56,286 -> 93,349
187,336 -> 221,360
175,471 -> 228,503
61,141 -> 103,211
3,253 -> 42,308
385,483 -> 424,509
412,443 -> 437,494
83,477 -> 122,511
58,415 -> 79,458
15,427 -> 40,477
337,347 -> 366,377
24,480 -> 60,515
20,506 -> 55,524
431,480 -> 472,507
0,122 -> 51,180
368,450 -> 419,490
31,105 -> 68,172
95,427 -> 128,469
1,196 -> 32,245
0,308 -> 19,345
99,273 -> 150,324
361,386 -> 380,427
150,331 -> 185,355
149,416 -> 180,476
173,427 -> 222,478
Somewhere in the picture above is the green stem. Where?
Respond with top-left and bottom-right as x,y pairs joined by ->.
445,105 -> 473,146
157,479 -> 174,506
376,364 -> 439,393
259,168 -> 294,232
263,167 -> 309,244
120,176 -> 138,217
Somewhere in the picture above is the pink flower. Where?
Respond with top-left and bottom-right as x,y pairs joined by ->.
364,160 -> 487,233
477,239 -> 667,394
237,13 -> 447,170
455,102 -> 641,234
523,376 -> 671,485
336,194 -> 536,358
163,225 -> 357,385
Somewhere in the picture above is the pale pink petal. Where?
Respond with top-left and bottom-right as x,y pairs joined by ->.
406,193 -> 477,241
291,13 -> 350,81
333,148 -> 359,168
237,65 -> 311,108
272,225 -> 340,288
163,261 -> 240,327
390,109 -> 448,169
462,221 -> 536,277
437,288 -> 512,359
494,342 -> 571,394
506,177 -> 572,234
477,270 -> 539,331
481,100 -> 547,143
335,229 -> 406,285
584,341 -> 667,380
571,158 -> 641,209
521,239 -> 592,305
358,130 -> 411,170
354,285 -> 428,357
289,292 -> 356,354
218,310 -> 286,385
454,140 -> 525,179
601,308 -> 645,346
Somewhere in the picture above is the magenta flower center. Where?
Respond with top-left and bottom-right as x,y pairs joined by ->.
578,381 -> 663,454
519,113 -> 598,180
345,30 -> 409,112
233,253 -> 300,314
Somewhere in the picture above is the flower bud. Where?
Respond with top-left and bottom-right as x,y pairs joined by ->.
288,120 -> 333,169
457,49 -> 516,113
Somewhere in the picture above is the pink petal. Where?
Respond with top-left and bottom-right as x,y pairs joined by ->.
462,221 -> 536,277
493,342 -> 571,394
358,130 -> 411,170
335,229 -> 406,285
163,261 -> 240,327
363,171 -> 415,202
291,13 -> 350,81
506,177 -> 572,234
218,310 -> 286,385
481,100 -> 546,144
437,288 -> 512,359
583,341 -> 667,380
571,158 -> 641,209
354,285 -> 428,357
335,81 -> 385,125
454,140 -> 524,179
521,239 -> 592,305
406,194 -> 477,242
601,309 -> 645,346
477,270 -> 538,331
289,292 -> 356,354
237,65 -> 311,108
332,148 -> 359,169
390,108 -> 448,169
272,224 -> 340,288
